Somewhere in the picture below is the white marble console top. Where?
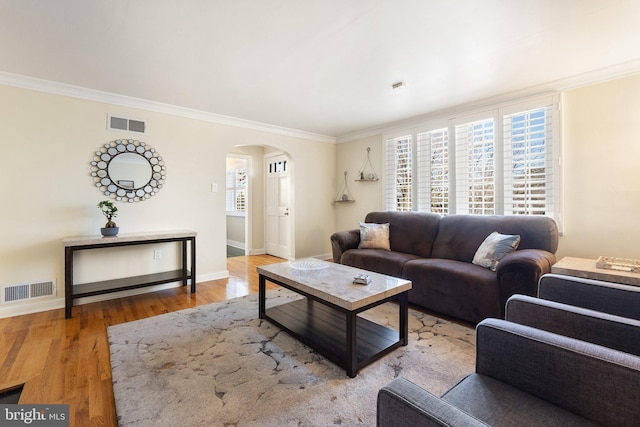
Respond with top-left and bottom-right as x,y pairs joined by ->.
257,259 -> 412,311
63,230 -> 197,247
552,256 -> 640,287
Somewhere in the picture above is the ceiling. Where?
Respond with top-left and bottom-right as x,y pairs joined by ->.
1,0 -> 640,139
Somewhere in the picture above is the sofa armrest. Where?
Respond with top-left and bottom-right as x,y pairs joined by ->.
494,249 -> 556,316
538,273 -> 640,320
330,229 -> 360,263
476,318 -> 640,426
377,377 -> 489,427
505,294 -> 640,356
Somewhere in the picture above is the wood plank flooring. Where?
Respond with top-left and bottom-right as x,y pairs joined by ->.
0,254 -> 283,427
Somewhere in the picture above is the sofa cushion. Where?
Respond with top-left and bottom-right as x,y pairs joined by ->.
341,248 -> 421,278
431,215 -> 557,262
472,231 -> 520,271
364,211 -> 441,258
358,222 -> 390,250
402,259 -> 500,323
442,374 -> 598,427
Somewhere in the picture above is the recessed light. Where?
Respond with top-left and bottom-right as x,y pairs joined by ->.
392,81 -> 407,90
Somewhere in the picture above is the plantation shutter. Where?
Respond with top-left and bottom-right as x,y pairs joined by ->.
384,135 -> 412,211
226,171 -> 235,212
503,105 -> 554,216
417,128 -> 449,214
455,118 -> 495,215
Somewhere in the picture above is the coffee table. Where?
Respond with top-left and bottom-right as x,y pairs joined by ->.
257,259 -> 412,377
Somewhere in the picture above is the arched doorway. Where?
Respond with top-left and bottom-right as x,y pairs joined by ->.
226,145 -> 294,259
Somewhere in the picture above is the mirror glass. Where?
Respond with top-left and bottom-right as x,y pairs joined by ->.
90,139 -> 166,202
108,153 -> 152,189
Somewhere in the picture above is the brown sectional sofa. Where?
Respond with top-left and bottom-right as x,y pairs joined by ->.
331,211 -> 558,323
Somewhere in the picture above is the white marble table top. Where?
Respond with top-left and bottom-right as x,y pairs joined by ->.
63,230 -> 197,247
257,259 -> 412,311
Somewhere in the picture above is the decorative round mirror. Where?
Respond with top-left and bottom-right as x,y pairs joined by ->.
90,139 -> 166,202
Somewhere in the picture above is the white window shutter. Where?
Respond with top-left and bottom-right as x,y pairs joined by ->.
384,136 -> 412,211
503,105 -> 554,216
455,118 -> 495,215
417,128 -> 449,214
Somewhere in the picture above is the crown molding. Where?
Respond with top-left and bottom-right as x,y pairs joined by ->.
0,71 -> 336,144
336,59 -> 640,143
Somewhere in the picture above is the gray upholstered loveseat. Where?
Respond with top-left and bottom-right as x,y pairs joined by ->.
331,212 -> 558,323
377,317 -> 640,426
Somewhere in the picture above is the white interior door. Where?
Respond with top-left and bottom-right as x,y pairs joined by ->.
265,153 -> 291,259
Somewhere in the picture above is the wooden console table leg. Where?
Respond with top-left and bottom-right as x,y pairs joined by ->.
190,237 -> 196,293
64,247 -> 73,319
181,239 -> 188,287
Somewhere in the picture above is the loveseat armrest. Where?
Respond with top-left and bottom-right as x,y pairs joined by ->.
505,294 -> 640,356
538,273 -> 640,320
377,377 -> 489,427
476,318 -> 640,426
494,249 -> 556,316
330,229 -> 360,263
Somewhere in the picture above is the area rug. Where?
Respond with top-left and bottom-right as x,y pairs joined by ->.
108,289 -> 476,426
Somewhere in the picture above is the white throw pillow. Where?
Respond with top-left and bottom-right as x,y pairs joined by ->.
472,231 -> 521,271
358,222 -> 391,250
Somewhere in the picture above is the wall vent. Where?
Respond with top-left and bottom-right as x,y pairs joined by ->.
2,280 -> 56,304
108,115 -> 146,134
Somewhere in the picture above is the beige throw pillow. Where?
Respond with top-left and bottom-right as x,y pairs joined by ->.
472,231 -> 521,271
358,222 -> 391,250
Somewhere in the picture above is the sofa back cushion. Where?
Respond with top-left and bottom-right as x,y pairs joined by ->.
431,215 -> 558,262
364,211 -> 441,258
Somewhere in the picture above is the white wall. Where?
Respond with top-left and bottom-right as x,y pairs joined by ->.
335,73 -> 640,262
226,216 -> 245,246
334,135 -> 384,232
559,73 -> 640,259
0,84 -> 336,317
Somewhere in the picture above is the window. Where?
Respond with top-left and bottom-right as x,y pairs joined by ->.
417,128 -> 449,214
384,135 -> 413,211
384,95 -> 560,226
226,167 -> 247,214
455,118 -> 496,215
503,106 -> 554,216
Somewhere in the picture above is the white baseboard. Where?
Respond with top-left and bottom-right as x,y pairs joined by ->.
0,270 -> 230,319
0,298 -> 65,319
226,240 -> 246,250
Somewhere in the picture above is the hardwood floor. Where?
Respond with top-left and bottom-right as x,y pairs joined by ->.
0,254 -> 283,427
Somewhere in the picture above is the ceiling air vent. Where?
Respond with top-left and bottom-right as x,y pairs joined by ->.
108,115 -> 146,134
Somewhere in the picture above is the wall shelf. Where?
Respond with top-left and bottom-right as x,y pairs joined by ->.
333,171 -> 355,204
357,147 -> 378,181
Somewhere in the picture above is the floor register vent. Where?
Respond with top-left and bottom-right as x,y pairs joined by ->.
2,280 -> 56,304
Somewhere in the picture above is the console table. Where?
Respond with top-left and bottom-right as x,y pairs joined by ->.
63,230 -> 196,318
551,256 -> 640,287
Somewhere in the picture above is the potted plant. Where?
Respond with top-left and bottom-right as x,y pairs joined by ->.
98,200 -> 119,237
